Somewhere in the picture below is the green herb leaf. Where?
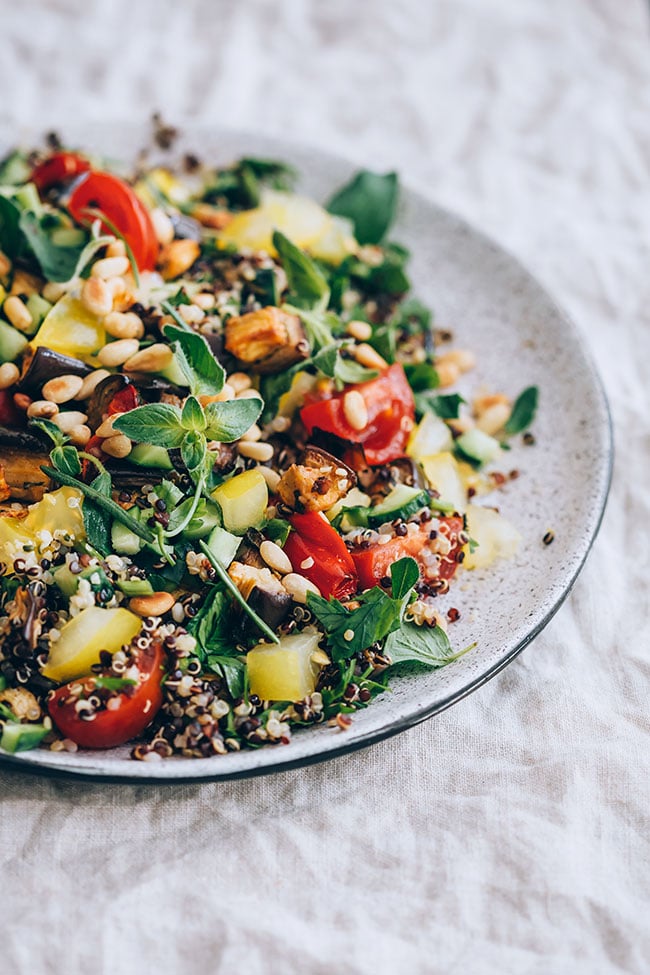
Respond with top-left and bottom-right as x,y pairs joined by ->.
504,385 -> 539,436
287,305 -> 338,351
19,210 -> 88,282
427,393 -> 465,420
404,362 -> 440,393
29,418 -> 68,448
180,430 -> 207,472
327,170 -> 398,245
307,587 -> 403,662
333,355 -> 378,386
93,677 -> 137,691
163,323 -> 226,398
166,287 -> 192,308
82,470 -> 113,557
181,395 -> 206,431
204,397 -> 263,442
273,231 -> 330,309
264,518 -> 291,546
207,655 -> 247,698
384,624 -> 472,669
50,444 -> 81,477
0,194 -> 23,260
188,588 -> 233,658
390,557 -> 420,601
198,541 -> 280,645
113,403 -> 186,448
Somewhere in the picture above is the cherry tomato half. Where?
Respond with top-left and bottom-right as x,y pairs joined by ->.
48,641 -> 166,749
31,152 -> 91,192
67,171 -> 159,272
300,364 -> 415,467
284,511 -> 358,599
351,515 -> 465,590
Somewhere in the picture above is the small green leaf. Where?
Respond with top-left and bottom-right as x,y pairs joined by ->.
204,397 -> 263,442
82,470 -> 113,556
163,323 -> 226,398
333,355 -> 378,386
404,362 -> 440,393
273,231 -> 330,309
427,393 -> 465,420
181,430 -> 207,472
113,403 -> 186,448
384,624 -> 471,669
390,557 -> 419,601
327,170 -> 398,245
19,210 -> 89,282
0,195 -> 23,261
181,395 -> 206,431
50,444 -> 81,477
307,587 -> 403,662
504,386 -> 539,436
29,418 -> 68,448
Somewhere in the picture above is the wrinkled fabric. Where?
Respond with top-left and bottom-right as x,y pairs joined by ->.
1,1 -> 649,973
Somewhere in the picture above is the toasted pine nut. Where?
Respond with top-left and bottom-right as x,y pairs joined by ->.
92,256 -> 130,279
343,390 -> 368,431
257,466 -> 281,492
13,393 -> 32,412
103,311 -> 144,340
283,573 -> 321,603
4,296 -> 33,333
160,239 -> 200,280
10,270 -> 41,297
435,360 -> 460,388
0,362 -> 19,390
192,292 -> 215,311
236,388 -> 263,401
41,281 -> 68,303
270,415 -> 291,433
443,349 -> 476,373
105,239 -> 127,259
102,434 -> 132,458
353,343 -> 388,370
476,403 -> 511,435
240,423 -> 262,443
123,344 -> 173,373
346,320 -> 372,341
68,424 -> 92,446
42,374 -> 84,404
237,441 -> 274,462
199,383 -> 235,405
178,303 -> 204,325
260,540 -> 293,575
150,208 -> 175,247
96,413 -> 123,438
53,410 -> 88,433
98,339 -> 140,367
27,400 -> 59,419
227,372 -> 252,394
474,392 -> 510,415
0,251 -> 11,278
129,591 -> 175,617
75,369 -> 111,400
81,277 -> 112,317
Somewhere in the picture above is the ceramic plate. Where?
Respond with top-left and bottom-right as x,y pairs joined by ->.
0,126 -> 612,782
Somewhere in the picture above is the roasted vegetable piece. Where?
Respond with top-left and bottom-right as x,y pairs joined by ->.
284,511 -> 357,599
225,306 -> 309,374
277,445 -> 356,513
228,561 -> 292,641
41,606 -> 143,683
247,628 -> 328,701
0,426 -> 51,501
17,346 -> 91,394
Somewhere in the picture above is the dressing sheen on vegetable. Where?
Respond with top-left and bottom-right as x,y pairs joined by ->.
0,134 -> 536,761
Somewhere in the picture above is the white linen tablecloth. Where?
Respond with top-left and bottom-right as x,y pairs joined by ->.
1,2 -> 649,972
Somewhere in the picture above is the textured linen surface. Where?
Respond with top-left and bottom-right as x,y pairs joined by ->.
1,1 -> 649,973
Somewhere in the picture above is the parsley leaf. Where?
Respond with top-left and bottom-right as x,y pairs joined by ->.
327,170 -> 398,245
504,385 -> 539,435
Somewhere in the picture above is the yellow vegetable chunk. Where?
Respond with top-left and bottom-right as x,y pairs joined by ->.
247,628 -> 326,702
219,191 -> 332,256
463,504 -> 521,570
421,452 -> 467,514
0,487 -> 84,573
31,294 -> 105,361
211,469 -> 268,534
42,606 -> 143,683
407,412 -> 453,461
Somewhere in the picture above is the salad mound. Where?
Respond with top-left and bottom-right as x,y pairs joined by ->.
0,137 -> 537,761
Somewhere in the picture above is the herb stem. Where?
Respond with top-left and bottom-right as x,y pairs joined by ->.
161,299 -> 193,332
81,207 -> 140,287
198,540 -> 280,645
164,474 -> 206,539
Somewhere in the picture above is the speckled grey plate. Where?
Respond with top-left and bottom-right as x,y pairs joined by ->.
0,125 -> 611,782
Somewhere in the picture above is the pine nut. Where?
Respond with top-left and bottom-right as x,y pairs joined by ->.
283,573 -> 321,603
160,239 -> 200,280
237,441 -> 274,462
270,415 -> 291,433
102,434 -> 132,458
0,362 -> 19,390
343,390 -> 368,431
353,343 -> 388,370
42,374 -> 84,404
260,540 -> 293,575
53,410 -> 88,433
346,319 -> 372,341
178,303 -> 204,325
105,239 -> 127,258
27,400 -> 59,419
10,269 -> 41,297
192,292 -> 215,311
96,413 -> 123,438
150,208 -> 175,247
476,403 -> 511,435
201,383 -> 235,404
92,256 -> 130,279
41,281 -> 68,303
123,344 -> 173,373
98,339 -> 140,367
4,296 -> 33,333
227,372 -> 252,394
103,311 -> 144,340
240,423 -> 262,443
129,591 -> 175,617
435,360 -> 460,388
0,251 -> 11,277
236,388 -> 263,400
81,277 -> 112,317
443,348 -> 476,373
474,393 -> 509,415
68,424 -> 92,446
75,369 -> 111,400
257,466 -> 281,492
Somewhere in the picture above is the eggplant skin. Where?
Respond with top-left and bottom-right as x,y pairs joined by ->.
0,449 -> 50,501
17,347 -> 90,394
232,585 -> 292,644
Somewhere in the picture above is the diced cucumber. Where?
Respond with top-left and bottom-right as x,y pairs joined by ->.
206,525 -> 241,569
160,351 -> 190,387
0,722 -> 49,754
52,563 -> 114,599
111,519 -> 143,555
51,564 -> 79,597
367,484 -> 431,527
129,443 -> 173,470
116,577 -> 154,597
10,182 -> 42,214
26,293 -> 52,330
154,479 -> 184,508
0,151 -> 32,184
455,429 -> 501,467
0,317 -> 28,361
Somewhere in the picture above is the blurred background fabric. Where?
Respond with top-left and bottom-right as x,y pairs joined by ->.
1,1 -> 649,973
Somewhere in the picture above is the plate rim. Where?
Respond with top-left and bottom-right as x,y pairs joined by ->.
0,126 -> 613,784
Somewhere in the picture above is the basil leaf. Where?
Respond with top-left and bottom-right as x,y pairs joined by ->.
404,362 -> 440,393
180,430 -> 206,472
384,623 -> 470,669
207,655 -> 247,698
163,323 -> 226,398
307,587 -> 402,662
181,395 -> 206,431
264,518 -> 291,546
273,231 -> 330,309
113,404 -> 186,448
83,470 -> 112,556
19,210 -> 88,282
390,557 -> 419,601
0,195 -> 22,260
204,397 -> 263,442
286,305 -> 339,351
504,386 -> 539,435
189,588 -> 233,657
327,170 -> 398,245
50,444 -> 81,477
427,393 -> 465,420
333,355 -> 378,386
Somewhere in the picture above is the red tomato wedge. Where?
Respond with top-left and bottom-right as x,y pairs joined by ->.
300,364 -> 415,466
351,515 -> 465,590
284,511 -> 358,599
31,152 -> 91,192
67,171 -> 159,271
48,641 -> 166,749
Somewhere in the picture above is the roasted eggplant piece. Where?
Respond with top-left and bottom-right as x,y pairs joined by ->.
17,346 -> 90,395
228,561 -> 292,642
85,374 -> 135,430
277,445 -> 356,513
225,306 -> 309,374
0,426 -> 51,501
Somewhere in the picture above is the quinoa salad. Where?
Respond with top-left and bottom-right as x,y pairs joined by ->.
0,131 -> 538,762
